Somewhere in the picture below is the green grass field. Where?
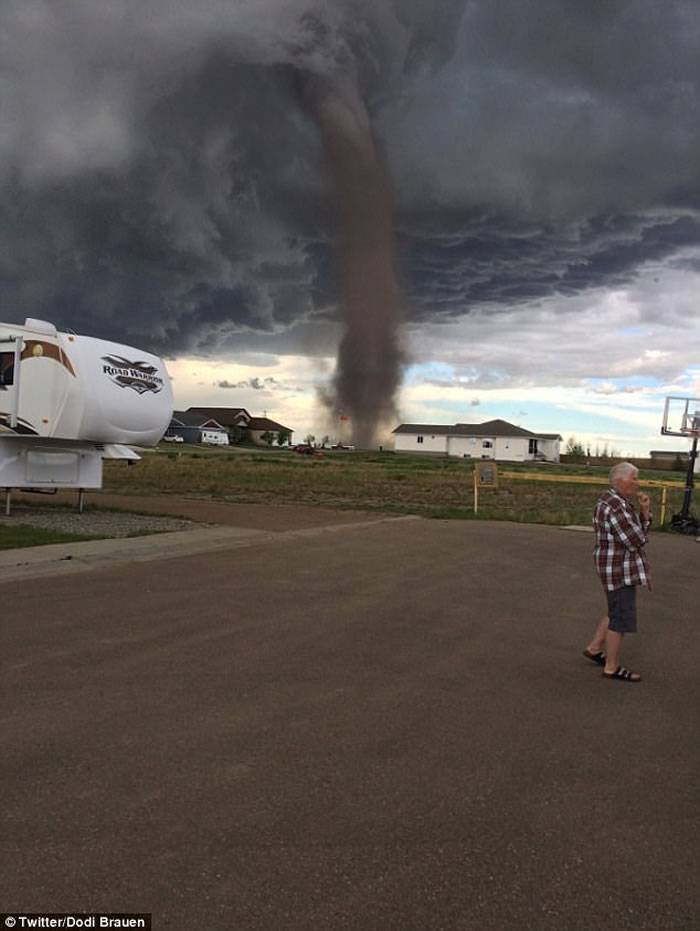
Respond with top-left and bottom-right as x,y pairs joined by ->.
103,449 -> 688,529
0,524 -> 103,550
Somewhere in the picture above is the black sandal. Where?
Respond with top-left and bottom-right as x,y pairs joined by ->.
583,649 -> 606,666
603,666 -> 641,682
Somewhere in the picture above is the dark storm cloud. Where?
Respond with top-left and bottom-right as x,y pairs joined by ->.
1,0 -> 699,354
402,212 -> 700,320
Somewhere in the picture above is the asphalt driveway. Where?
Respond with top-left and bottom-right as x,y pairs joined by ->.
2,516 -> 698,929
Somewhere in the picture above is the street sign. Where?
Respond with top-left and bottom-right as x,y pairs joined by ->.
475,461 -> 498,487
473,461 -> 498,514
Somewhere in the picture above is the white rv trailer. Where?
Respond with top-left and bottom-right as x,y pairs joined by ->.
0,318 -> 173,511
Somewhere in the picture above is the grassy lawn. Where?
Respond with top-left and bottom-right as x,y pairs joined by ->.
0,524 -> 104,550
104,451 -> 689,529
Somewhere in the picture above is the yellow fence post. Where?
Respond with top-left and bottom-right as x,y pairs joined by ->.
491,470 -> 682,529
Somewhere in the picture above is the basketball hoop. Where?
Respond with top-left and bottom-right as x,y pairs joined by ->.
661,396 -> 700,436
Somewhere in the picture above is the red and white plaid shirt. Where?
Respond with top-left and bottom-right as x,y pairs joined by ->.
593,488 -> 652,591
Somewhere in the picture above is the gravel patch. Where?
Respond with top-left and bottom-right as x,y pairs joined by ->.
0,507 -> 196,538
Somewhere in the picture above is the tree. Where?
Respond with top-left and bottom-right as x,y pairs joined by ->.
227,426 -> 244,446
304,433 -> 316,446
276,430 -> 291,447
565,436 -> 586,458
260,430 -> 275,446
594,443 -> 621,461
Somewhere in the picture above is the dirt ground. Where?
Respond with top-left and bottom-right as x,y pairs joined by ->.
12,489 -> 385,531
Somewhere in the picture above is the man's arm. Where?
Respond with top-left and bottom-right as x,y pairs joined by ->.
638,492 -> 652,531
608,498 -> 650,550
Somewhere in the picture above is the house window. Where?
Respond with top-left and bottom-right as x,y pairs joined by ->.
417,436 -> 424,444
528,439 -> 538,455
482,440 -> 493,448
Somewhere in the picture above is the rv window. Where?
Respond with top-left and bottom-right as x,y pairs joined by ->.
0,353 -> 14,386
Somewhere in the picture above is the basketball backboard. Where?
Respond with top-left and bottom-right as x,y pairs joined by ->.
661,396 -> 700,437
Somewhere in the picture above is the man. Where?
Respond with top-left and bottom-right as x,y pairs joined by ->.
583,462 -> 652,682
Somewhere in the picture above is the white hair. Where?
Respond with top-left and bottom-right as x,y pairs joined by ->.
609,461 -> 638,488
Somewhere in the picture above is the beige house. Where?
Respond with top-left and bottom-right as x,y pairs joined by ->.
185,407 -> 293,447
649,449 -> 699,474
245,416 -> 294,447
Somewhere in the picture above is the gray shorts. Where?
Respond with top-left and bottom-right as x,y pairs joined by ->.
607,585 -> 637,634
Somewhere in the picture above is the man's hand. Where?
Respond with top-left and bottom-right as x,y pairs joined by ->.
637,491 -> 651,519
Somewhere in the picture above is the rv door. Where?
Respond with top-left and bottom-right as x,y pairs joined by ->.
0,334 -> 22,431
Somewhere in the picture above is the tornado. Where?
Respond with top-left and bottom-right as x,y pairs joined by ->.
304,74 -> 404,448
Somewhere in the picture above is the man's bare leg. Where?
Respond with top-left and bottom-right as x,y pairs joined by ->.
603,630 -> 641,679
586,615 -> 609,655
604,630 -> 623,674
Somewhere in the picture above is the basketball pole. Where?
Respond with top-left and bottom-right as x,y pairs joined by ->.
661,396 -> 700,535
672,433 -> 698,534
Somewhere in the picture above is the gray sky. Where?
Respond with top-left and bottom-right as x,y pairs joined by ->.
1,0 -> 699,449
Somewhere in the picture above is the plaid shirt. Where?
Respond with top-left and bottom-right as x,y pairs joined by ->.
593,488 -> 652,591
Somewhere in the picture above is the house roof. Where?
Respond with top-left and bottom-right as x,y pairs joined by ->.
186,406 -> 250,427
171,410 -> 226,429
455,419 -> 536,438
247,416 -> 292,432
392,424 -> 456,436
393,419 -> 562,440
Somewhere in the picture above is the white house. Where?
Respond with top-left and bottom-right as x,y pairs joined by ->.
392,419 -> 562,462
